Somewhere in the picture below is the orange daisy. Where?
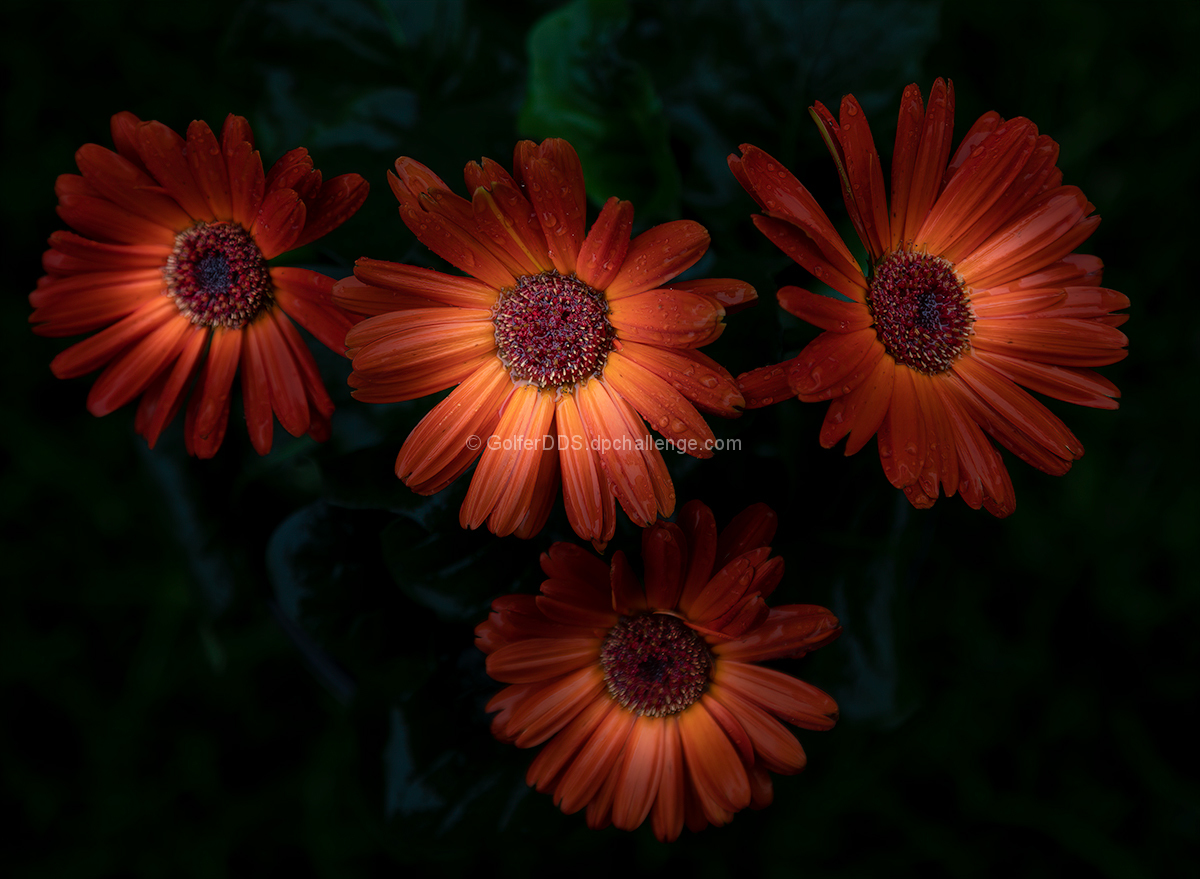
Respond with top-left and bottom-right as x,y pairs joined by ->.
30,112 -> 368,457
334,139 -> 754,546
475,500 -> 840,841
730,79 -> 1129,515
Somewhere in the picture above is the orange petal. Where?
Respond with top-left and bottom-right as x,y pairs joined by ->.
251,188 -> 306,259
832,92 -> 890,261
663,277 -> 757,315
818,346 -> 894,454
604,221 -> 709,300
487,637 -> 603,684
41,230 -> 170,275
789,328 -> 881,400
611,715 -> 666,832
602,350 -> 716,456
49,296 -> 176,379
501,665 -> 606,748
271,266 -> 358,354
517,139 -> 587,276
714,503 -> 777,570
576,197 -> 633,290
575,379 -> 656,526
972,317 -> 1128,367
186,119 -> 232,220
916,117 -> 1039,256
389,160 -> 516,290
642,520 -> 686,611
135,119 -> 212,221
899,78 -> 955,248
732,144 -> 862,278
649,716 -> 685,842
554,708 -> 635,815
395,359 -> 513,493
876,365 -> 927,489
292,172 -> 369,249
239,319 -> 275,454
714,605 -> 841,662
677,500 -> 717,610
133,324 -> 208,448
470,183 -> 552,276
74,143 -> 192,230
526,695 -> 614,794
462,385 -> 556,536
749,214 -> 867,302
55,182 -> 177,247
778,286 -> 873,332
978,351 -> 1119,410
707,682 -> 807,775
85,311 -> 192,416
609,551 -> 648,615
609,288 -> 726,349
343,258 -> 498,311
221,116 -> 265,229
30,269 -> 164,338
956,187 -> 1099,290
714,661 -> 838,731
676,702 -> 751,818
621,341 -> 743,415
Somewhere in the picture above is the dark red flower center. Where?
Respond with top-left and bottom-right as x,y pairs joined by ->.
600,613 -> 712,717
492,270 -> 614,388
165,222 -> 273,329
866,250 -> 974,374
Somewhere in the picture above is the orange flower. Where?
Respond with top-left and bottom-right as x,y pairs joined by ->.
475,500 -> 840,841
731,79 -> 1128,515
31,112 -> 368,457
335,139 -> 754,546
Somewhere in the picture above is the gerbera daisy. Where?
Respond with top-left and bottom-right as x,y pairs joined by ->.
730,79 -> 1128,514
30,112 -> 368,457
334,139 -> 754,546
475,500 -> 840,841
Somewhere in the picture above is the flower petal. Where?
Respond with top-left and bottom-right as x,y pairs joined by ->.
620,341 -> 743,416
604,221 -> 710,300
487,638 -> 604,684
609,288 -> 726,349
344,258 -> 498,310
602,350 -> 717,456
576,197 -> 633,290
714,661 -> 838,731
555,391 -> 617,547
396,358 -> 513,493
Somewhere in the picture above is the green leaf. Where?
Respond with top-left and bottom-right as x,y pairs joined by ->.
519,0 -> 680,217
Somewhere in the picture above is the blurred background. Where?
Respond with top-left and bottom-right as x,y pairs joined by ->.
3,0 -> 1196,875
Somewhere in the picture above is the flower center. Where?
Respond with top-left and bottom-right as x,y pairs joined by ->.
600,613 -> 712,717
866,251 -> 974,374
492,270 -> 614,388
164,222 -> 273,329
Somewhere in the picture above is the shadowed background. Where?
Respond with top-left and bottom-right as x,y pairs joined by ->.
2,0 -> 1195,876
